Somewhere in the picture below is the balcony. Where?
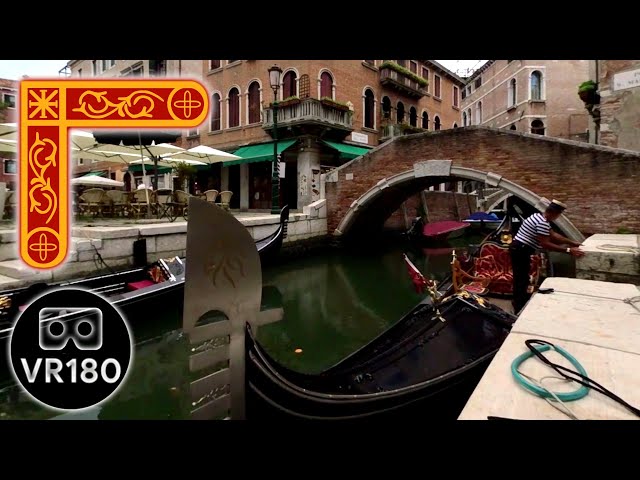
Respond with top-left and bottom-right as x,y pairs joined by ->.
379,64 -> 427,98
379,123 -> 426,142
263,97 -> 353,140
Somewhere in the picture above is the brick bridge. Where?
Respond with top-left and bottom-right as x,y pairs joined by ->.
325,126 -> 640,240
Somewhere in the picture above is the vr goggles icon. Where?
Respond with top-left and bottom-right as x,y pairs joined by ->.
38,307 -> 103,351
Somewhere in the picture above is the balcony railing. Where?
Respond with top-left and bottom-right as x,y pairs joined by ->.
379,123 -> 426,141
379,66 -> 427,98
263,98 -> 353,134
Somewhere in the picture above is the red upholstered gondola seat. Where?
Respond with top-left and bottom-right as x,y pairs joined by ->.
455,242 -> 542,296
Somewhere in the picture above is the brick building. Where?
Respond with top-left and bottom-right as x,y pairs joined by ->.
460,60 -> 590,141
0,78 -> 17,189
587,60 -> 640,151
67,60 -> 464,211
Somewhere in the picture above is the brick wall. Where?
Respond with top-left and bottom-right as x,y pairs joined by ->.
598,60 -> 640,151
383,191 -> 474,230
326,127 -> 640,236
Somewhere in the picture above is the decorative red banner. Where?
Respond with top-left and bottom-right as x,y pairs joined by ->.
20,79 -> 209,269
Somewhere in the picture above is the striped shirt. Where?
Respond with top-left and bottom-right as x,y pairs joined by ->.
514,212 -> 551,249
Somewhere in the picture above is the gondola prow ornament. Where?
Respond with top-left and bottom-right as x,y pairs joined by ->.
402,254 -> 445,322
182,198 -> 283,420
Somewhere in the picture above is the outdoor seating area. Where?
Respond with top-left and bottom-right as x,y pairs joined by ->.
71,187 -> 234,222
0,187 -> 235,223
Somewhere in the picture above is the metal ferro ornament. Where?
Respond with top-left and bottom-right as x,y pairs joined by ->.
19,79 -> 209,269
182,198 -> 283,420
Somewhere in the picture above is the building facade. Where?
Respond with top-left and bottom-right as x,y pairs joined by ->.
0,78 -> 17,189
587,60 -> 640,151
67,60 -> 464,211
460,60 -> 590,141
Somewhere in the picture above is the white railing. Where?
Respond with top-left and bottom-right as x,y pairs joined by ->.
263,98 -> 353,129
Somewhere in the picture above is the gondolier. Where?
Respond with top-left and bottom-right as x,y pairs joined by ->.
510,200 -> 585,313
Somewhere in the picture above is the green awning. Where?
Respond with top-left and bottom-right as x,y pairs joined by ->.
225,140 -> 297,166
322,140 -> 371,160
83,172 -> 105,177
128,165 -> 172,174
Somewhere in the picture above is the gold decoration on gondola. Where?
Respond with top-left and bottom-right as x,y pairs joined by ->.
500,231 -> 513,245
0,296 -> 11,309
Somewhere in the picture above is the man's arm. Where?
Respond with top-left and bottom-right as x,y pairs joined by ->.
549,230 -> 582,247
537,234 -> 585,257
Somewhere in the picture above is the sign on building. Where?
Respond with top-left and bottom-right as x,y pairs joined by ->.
351,132 -> 369,144
613,68 -> 640,91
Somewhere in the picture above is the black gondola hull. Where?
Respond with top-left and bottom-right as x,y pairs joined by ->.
246,292 -> 516,420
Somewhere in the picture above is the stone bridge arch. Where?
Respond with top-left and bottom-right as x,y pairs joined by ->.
334,161 -> 583,240
325,126 -> 640,240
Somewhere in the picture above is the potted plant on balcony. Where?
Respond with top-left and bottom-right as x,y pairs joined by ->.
272,96 -> 300,108
320,97 -> 351,112
379,61 -> 428,89
578,80 -> 599,105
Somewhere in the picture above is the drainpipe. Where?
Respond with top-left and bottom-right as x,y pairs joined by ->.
594,59 -> 600,145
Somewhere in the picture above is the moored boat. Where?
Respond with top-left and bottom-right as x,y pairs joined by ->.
245,256 -> 516,420
0,205 -> 289,346
463,211 -> 502,230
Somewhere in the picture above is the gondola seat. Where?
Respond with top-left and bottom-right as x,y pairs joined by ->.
452,242 -> 542,296
126,279 -> 155,291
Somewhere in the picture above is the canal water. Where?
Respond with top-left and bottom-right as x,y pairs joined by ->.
0,233 -> 571,420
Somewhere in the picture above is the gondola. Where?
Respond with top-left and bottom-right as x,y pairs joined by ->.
407,217 -> 469,242
450,203 -> 551,298
0,205 -> 289,345
246,259 -> 517,420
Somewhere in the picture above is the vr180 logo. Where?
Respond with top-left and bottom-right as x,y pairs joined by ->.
8,288 -> 133,411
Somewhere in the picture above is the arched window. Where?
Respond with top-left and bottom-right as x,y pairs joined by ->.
409,106 -> 417,127
320,71 -> 334,99
462,111 -> 467,126
531,70 -> 543,100
476,101 -> 482,124
228,87 -> 240,128
210,60 -> 221,70
247,81 -> 260,124
283,71 -> 297,99
510,124 -> 516,131
364,89 -> 375,129
453,122 -> 458,128
531,119 -> 545,135
381,96 -> 391,118
210,93 -> 221,131
422,111 -> 429,129
396,101 -> 405,123
509,78 -> 517,107
434,116 -> 441,130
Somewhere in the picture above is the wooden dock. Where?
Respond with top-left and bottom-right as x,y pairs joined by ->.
458,277 -> 640,420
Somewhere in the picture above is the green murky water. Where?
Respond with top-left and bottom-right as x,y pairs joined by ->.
1,233 -> 529,420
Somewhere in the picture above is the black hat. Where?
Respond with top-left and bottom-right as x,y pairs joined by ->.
547,199 -> 567,212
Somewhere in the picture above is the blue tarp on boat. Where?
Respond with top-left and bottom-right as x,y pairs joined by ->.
466,212 -> 500,221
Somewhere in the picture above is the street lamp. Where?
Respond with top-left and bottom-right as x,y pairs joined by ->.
268,64 -> 282,214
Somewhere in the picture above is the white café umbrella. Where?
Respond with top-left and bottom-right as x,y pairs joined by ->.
169,144 -> 240,164
0,124 -> 99,150
0,139 -> 16,153
71,175 -> 125,188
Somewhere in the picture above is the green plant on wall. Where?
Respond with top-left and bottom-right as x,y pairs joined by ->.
578,80 -> 597,93
172,161 -> 197,191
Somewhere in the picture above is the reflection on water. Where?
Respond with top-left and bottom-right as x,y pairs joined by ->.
0,237 -> 482,420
